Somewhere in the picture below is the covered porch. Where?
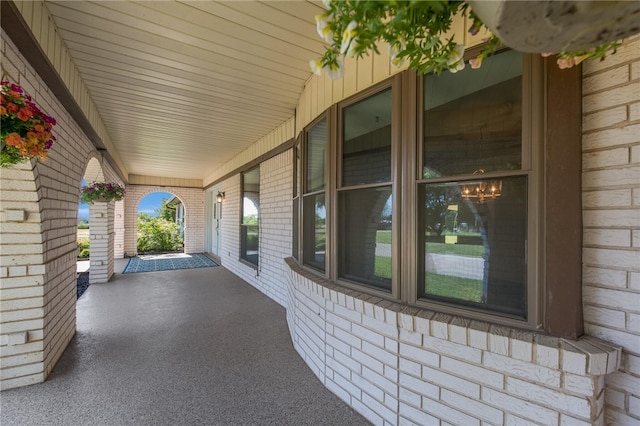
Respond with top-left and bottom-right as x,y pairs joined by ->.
1,264 -> 368,425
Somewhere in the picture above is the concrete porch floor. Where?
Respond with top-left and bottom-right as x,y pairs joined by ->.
1,265 -> 369,425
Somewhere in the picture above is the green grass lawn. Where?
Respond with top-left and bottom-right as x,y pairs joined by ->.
376,230 -> 392,244
377,231 -> 483,257
375,255 -> 482,303
375,256 -> 392,279
425,273 -> 482,302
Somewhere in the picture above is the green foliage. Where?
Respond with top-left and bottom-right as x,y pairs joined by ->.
243,214 -> 258,225
77,237 -> 90,258
313,0 -> 622,78
137,215 -> 184,252
156,198 -> 177,222
314,0 -> 473,76
80,181 -> 125,204
77,218 -> 89,229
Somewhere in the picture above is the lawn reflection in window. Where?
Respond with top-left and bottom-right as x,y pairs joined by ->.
339,188 -> 392,292
420,176 -> 527,318
303,193 -> 326,270
241,167 -> 260,266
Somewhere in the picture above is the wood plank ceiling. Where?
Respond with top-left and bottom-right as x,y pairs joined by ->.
44,0 -> 326,181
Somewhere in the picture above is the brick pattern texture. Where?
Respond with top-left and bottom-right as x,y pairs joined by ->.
2,18 -> 639,426
123,185 -> 205,256
1,31 -> 123,390
280,39 -> 640,425
581,35 -> 640,425
219,152 -> 292,308
285,260 -> 621,426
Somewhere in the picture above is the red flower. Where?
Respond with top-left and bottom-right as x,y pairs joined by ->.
2,82 -> 57,167
5,132 -> 22,147
17,107 -> 34,121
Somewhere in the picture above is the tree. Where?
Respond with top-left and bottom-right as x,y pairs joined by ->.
155,198 -> 177,222
137,213 -> 183,252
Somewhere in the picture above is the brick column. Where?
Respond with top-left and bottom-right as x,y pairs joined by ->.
89,201 -> 115,283
114,199 -> 125,259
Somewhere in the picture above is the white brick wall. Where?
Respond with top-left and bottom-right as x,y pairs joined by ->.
219,151 -> 293,308
1,30 -> 123,390
89,201 -> 115,284
582,35 -> 640,425
286,260 -> 621,425
123,185 -> 205,256
271,38 -> 640,425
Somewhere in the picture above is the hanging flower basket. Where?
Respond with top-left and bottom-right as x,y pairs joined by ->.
80,181 -> 125,204
1,81 -> 57,167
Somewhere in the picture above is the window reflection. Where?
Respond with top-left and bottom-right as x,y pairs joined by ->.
420,176 -> 527,318
423,50 -> 522,178
307,119 -> 327,193
342,88 -> 392,186
241,167 -> 260,266
303,194 -> 326,271
339,187 -> 392,291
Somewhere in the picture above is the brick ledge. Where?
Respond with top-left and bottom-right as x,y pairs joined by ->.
284,257 -> 622,376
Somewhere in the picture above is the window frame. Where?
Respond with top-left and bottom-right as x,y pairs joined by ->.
292,136 -> 301,260
301,113 -> 331,274
240,166 -> 260,269
410,51 -> 544,330
333,76 -> 403,298
291,50 -> 583,338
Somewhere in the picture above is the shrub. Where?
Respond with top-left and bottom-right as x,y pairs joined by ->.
137,214 -> 184,252
77,238 -> 90,258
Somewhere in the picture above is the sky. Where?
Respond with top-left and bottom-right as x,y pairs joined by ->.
78,179 -> 172,219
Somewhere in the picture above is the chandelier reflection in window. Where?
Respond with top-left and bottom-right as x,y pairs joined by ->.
461,169 -> 502,203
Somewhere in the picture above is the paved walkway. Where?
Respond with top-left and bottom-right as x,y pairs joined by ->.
1,266 -> 369,426
376,243 -> 484,280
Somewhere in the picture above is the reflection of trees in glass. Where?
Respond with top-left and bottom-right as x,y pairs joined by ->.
423,183 -> 490,304
315,198 -> 326,251
424,186 -> 459,236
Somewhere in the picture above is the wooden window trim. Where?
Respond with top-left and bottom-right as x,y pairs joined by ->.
292,56 -> 583,339
543,59 -> 583,339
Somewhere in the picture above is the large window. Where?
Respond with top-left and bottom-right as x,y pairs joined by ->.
419,50 -> 533,321
294,50 -> 546,329
338,88 -> 394,291
302,118 -> 327,271
241,167 -> 260,267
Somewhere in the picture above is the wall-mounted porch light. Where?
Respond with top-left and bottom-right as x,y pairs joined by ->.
216,191 -> 225,203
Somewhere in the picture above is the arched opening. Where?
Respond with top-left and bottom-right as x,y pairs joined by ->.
136,191 -> 185,255
80,156 -> 118,285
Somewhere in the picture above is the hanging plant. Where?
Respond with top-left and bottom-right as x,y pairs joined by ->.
1,81 -> 57,167
80,181 -> 125,204
311,0 -> 622,78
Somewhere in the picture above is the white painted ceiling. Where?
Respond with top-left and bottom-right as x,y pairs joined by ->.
44,0 -> 326,181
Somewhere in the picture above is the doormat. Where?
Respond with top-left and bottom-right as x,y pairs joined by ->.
123,253 -> 218,274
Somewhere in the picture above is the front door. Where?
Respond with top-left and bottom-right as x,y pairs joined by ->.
206,190 -> 222,256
